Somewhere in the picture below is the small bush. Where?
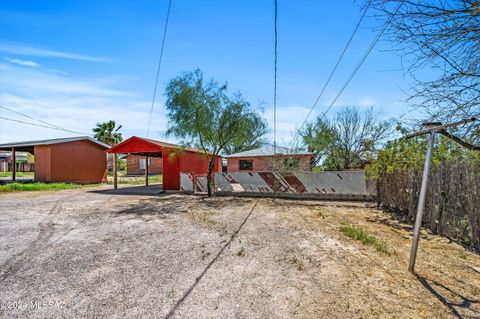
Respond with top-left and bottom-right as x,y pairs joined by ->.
339,223 -> 391,255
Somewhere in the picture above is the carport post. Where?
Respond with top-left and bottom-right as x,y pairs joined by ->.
145,155 -> 149,187
11,147 -> 16,182
113,153 -> 118,189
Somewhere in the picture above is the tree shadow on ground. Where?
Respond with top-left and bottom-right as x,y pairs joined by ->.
415,273 -> 480,319
88,185 -> 165,196
112,198 -> 190,220
111,196 -> 252,221
365,214 -> 413,233
196,196 -> 254,210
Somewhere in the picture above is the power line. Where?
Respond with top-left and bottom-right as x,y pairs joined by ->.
273,0 -> 278,154
147,0 -> 173,137
0,115 -> 89,135
319,0 -> 404,119
292,0 -> 404,148
0,104 -> 89,135
291,1 -> 372,148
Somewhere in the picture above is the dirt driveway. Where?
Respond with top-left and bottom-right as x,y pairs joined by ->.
0,187 -> 479,318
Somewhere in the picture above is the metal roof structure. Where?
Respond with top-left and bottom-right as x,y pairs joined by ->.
226,145 -> 313,158
142,137 -> 201,153
0,136 -> 110,152
107,136 -> 205,155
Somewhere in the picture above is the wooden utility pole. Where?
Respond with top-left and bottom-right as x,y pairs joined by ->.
11,147 -> 16,182
406,117 -> 477,273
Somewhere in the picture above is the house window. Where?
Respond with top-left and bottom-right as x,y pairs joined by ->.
239,160 -> 253,170
139,158 -> 152,170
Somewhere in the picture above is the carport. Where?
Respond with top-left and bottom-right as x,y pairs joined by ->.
106,136 -> 221,191
0,136 -> 109,184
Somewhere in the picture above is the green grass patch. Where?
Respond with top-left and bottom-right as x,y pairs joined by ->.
0,182 -> 96,192
0,172 -> 34,177
107,175 -> 163,185
339,223 -> 392,255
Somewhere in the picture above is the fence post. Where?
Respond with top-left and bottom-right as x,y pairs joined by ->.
408,131 -> 435,273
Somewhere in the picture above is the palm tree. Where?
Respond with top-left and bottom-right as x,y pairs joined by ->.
93,120 -> 123,146
93,121 -> 123,172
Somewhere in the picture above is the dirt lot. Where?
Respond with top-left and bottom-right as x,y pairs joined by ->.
0,186 -> 479,318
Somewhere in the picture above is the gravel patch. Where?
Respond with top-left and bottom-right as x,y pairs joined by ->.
0,187 -> 479,318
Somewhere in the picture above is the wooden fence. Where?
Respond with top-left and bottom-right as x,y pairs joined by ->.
377,159 -> 480,249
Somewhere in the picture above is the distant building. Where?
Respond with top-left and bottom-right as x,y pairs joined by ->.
0,151 -> 31,172
0,151 -> 28,162
225,145 -> 313,173
126,154 -> 163,176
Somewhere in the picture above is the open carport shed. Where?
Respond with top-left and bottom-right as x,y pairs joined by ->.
0,136 -> 109,184
106,136 -> 221,190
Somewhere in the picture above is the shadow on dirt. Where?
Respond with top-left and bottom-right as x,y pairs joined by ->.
113,198 -> 189,220
415,273 -> 480,319
89,185 -> 165,196
111,196 -> 252,221
197,196 -> 254,210
365,214 -> 413,233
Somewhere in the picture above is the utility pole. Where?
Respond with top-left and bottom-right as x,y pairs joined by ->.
406,117 -> 477,273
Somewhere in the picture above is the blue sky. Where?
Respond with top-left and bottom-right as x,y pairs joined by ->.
0,0 -> 412,145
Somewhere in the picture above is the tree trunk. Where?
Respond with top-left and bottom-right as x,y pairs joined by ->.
206,157 -> 215,197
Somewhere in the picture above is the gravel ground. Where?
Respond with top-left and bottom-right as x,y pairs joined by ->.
0,186 -> 479,318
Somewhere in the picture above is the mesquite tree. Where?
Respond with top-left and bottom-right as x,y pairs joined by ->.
165,69 -> 267,196
302,107 -> 393,170
369,0 -> 480,141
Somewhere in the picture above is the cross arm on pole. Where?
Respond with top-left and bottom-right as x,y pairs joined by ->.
405,117 -> 476,139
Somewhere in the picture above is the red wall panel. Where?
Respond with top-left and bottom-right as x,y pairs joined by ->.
48,140 -> 107,184
33,145 -> 51,182
162,148 -> 221,190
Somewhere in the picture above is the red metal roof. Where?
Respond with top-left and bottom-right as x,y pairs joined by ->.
106,136 -> 204,154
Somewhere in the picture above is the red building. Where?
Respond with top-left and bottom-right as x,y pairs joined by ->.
226,145 -> 313,172
0,137 -> 109,184
106,136 -> 221,190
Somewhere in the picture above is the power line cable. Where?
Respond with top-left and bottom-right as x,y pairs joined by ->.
291,0 -> 404,149
0,115 -> 89,135
318,0 -> 404,119
291,1 -> 372,148
147,0 -> 173,137
0,104 -> 89,135
273,0 -> 278,154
